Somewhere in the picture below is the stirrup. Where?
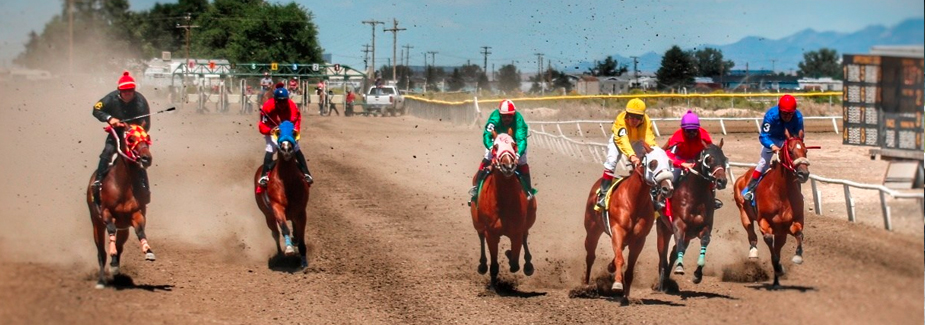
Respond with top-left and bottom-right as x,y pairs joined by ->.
91,180 -> 102,188
596,194 -> 606,209
742,190 -> 754,201
304,174 -> 314,185
468,186 -> 478,198
258,175 -> 269,186
714,199 -> 723,209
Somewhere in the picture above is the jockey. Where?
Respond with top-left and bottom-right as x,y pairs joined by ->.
91,71 -> 151,192
258,83 -> 314,187
597,98 -> 658,209
741,94 -> 804,201
469,99 -> 533,200
664,110 -> 723,209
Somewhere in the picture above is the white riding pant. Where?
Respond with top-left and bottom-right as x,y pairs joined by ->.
484,148 -> 528,166
602,135 -> 631,175
265,135 -> 301,153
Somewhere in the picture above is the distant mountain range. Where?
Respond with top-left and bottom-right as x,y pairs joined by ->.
570,18 -> 924,75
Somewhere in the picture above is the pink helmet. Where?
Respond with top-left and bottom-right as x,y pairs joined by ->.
498,99 -> 516,115
680,110 -> 700,130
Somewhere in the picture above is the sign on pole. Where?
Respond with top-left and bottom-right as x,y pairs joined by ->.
271,62 -> 279,71
312,63 -> 319,71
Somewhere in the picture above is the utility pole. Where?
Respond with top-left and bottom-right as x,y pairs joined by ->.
176,13 -> 199,65
480,46 -> 492,79
383,18 -> 406,81
402,44 -> 414,67
68,0 -> 73,74
362,19 -> 384,77
631,56 -> 639,88
770,59 -> 777,74
361,44 -> 371,70
428,51 -> 438,69
534,53 -> 544,88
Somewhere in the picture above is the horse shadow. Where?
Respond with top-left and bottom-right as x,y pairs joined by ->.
479,278 -> 547,298
569,276 -> 686,307
267,253 -> 312,273
746,283 -> 817,292
110,274 -> 174,292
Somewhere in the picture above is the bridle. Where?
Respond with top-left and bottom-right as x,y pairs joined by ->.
108,125 -> 151,166
686,147 -> 727,185
779,137 -> 815,172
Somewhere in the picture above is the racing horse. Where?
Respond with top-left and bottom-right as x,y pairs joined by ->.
470,131 -> 537,288
85,124 -> 155,289
733,131 -> 815,287
582,142 -> 674,301
655,140 -> 729,291
255,121 -> 311,268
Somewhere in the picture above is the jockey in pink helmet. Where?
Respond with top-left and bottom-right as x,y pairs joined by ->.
663,110 -> 722,209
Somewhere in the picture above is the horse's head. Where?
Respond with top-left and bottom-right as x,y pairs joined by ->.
698,139 -> 729,189
491,130 -> 518,177
273,121 -> 298,160
781,135 -> 811,183
119,124 -> 152,169
639,142 -> 674,197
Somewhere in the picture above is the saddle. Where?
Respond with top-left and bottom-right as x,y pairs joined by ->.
593,176 -> 627,212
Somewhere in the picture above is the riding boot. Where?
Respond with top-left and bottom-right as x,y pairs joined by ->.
258,152 -> 273,187
294,150 -> 314,185
741,177 -> 760,201
469,158 -> 492,199
596,177 -> 613,208
520,172 -> 534,201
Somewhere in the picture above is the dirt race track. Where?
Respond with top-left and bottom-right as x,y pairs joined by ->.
0,81 -> 922,324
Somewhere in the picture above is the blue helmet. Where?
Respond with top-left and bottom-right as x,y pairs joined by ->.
273,87 -> 289,100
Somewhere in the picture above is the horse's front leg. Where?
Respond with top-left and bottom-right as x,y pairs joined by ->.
790,220 -> 805,265
505,232 -> 523,274
693,226 -> 712,284
522,232 -> 534,276
655,221 -> 671,292
739,206 -> 759,259
293,211 -> 308,268
111,228 -> 129,276
673,222 -> 688,275
477,233 -> 488,274
93,221 -> 107,289
486,233 -> 501,289
622,236 -> 646,302
609,227 -> 627,295
582,219 -> 604,286
132,211 -> 155,261
273,206 -> 294,256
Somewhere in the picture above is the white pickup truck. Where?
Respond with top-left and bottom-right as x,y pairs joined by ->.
363,85 -> 404,116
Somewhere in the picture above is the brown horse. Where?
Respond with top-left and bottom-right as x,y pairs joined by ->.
255,121 -> 311,268
582,142 -> 674,301
470,131 -> 537,288
656,141 -> 729,291
85,125 -> 155,289
733,133 -> 815,287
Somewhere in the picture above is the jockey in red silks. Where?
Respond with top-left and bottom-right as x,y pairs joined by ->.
664,110 -> 722,209
257,83 -> 313,187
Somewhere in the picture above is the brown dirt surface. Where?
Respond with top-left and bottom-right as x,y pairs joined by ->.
0,82 -> 922,324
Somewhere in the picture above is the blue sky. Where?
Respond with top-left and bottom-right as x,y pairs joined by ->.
1,0 -> 922,72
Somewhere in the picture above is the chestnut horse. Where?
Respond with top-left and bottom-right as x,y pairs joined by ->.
255,121 -> 311,268
582,142 -> 674,300
733,133 -> 815,287
85,125 -> 155,289
656,141 -> 729,291
470,132 -> 537,288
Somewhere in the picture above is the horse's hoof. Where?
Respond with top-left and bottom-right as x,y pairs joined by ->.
692,275 -> 702,284
300,258 -> 308,269
509,264 -> 520,273
110,265 -> 120,276
748,247 -> 759,259
607,261 -> 617,273
95,282 -> 105,289
477,264 -> 488,275
284,246 -> 295,256
674,264 -> 685,275
523,263 -> 534,276
504,250 -> 512,259
792,255 -> 803,265
611,281 -> 624,295
145,252 -> 156,261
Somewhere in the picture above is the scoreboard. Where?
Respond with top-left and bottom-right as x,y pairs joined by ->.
843,54 -> 924,151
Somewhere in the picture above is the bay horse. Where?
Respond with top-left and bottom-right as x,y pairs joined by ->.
470,131 -> 537,288
655,140 -> 729,291
85,124 -> 155,289
255,121 -> 311,268
733,131 -> 815,287
582,142 -> 674,301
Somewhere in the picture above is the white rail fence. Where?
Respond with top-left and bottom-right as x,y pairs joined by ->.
529,120 -> 925,231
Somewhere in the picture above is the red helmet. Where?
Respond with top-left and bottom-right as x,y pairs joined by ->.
117,71 -> 136,90
778,94 -> 797,113
498,99 -> 516,115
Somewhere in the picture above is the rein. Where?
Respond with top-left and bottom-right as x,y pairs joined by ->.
686,151 -> 724,184
108,127 -> 140,164
778,138 -> 817,172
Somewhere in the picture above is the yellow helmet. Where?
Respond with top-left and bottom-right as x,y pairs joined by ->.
625,98 -> 646,115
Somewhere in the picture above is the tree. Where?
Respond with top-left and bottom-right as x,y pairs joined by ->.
798,48 -> 842,79
447,68 -> 465,91
196,1 -> 322,63
477,72 -> 490,92
655,45 -> 695,90
691,47 -> 734,77
588,56 -> 628,76
497,64 -> 521,93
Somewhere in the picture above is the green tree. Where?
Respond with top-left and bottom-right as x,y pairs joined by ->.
195,1 -> 322,63
691,47 -> 734,77
497,64 -> 521,93
477,72 -> 490,92
655,45 -> 695,90
798,48 -> 842,79
447,68 -> 465,91
588,56 -> 628,76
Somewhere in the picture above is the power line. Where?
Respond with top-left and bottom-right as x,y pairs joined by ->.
402,44 -> 414,67
383,18 -> 406,81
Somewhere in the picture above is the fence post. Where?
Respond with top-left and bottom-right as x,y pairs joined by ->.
576,123 -> 584,137
879,191 -> 892,231
652,121 -> 661,137
720,119 -> 727,135
754,119 -> 761,132
811,178 -> 822,215
831,117 -> 839,134
599,123 -> 607,137
844,185 -> 855,222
